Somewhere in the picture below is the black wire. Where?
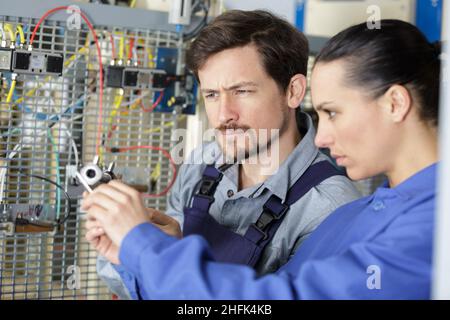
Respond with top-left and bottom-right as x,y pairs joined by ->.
17,171 -> 72,227
183,1 -> 210,41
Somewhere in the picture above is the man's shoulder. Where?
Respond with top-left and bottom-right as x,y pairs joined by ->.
309,153 -> 362,206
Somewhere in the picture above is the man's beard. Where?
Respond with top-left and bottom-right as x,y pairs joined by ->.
216,109 -> 289,164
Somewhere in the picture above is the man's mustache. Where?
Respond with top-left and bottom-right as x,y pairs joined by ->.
216,123 -> 251,132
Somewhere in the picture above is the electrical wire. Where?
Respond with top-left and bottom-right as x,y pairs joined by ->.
0,144 -> 22,203
3,23 -> 14,44
29,6 -> 104,156
0,24 -> 6,44
15,24 -> 25,46
18,172 -> 72,227
142,114 -> 186,134
47,128 -> 61,219
119,91 -> 151,108
128,37 -> 134,61
109,32 -> 116,59
183,1 -> 210,41
118,35 -> 125,61
105,90 -> 164,147
140,90 -> 164,112
6,78 -> 16,103
106,89 -> 124,129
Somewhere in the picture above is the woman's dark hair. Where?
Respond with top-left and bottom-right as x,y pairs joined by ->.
186,10 -> 309,93
315,19 -> 441,126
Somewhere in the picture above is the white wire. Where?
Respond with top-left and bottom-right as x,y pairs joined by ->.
0,125 -> 79,203
120,91 -> 151,108
0,144 -> 22,203
63,128 -> 79,168
0,23 -> 6,44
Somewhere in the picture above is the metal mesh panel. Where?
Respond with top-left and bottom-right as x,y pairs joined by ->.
1,14 -> 183,299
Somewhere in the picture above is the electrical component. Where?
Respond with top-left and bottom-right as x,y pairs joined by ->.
0,204 -> 57,235
123,67 -> 166,90
105,65 -> 124,88
168,0 -> 193,25
105,64 -> 166,90
152,47 -> 197,114
0,47 -> 13,71
77,155 -> 117,191
12,49 -> 64,76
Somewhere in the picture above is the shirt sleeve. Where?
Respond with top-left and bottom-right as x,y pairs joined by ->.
119,202 -> 433,299
165,162 -> 189,226
96,255 -> 133,300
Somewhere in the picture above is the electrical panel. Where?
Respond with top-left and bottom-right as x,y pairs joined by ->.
0,1 -> 202,300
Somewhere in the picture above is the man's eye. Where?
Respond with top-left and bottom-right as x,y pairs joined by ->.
235,89 -> 252,96
204,92 -> 218,99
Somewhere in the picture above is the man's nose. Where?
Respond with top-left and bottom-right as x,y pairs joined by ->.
218,94 -> 239,124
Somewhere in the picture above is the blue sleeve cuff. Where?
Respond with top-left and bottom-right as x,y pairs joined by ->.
119,222 -> 177,278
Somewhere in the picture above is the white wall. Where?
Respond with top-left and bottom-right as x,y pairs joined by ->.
304,0 -> 415,37
223,0 -> 297,23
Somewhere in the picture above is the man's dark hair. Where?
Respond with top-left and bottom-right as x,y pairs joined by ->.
186,10 -> 309,93
315,19 -> 441,127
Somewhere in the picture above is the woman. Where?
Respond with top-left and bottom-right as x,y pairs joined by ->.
84,19 -> 440,299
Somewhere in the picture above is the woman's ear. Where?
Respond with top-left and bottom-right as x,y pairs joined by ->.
381,84 -> 412,123
287,74 -> 307,109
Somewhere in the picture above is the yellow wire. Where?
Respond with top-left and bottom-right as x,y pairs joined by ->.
4,24 -> 14,42
6,80 -> 16,103
107,90 -> 124,128
142,115 -> 187,134
15,24 -> 25,45
150,162 -> 161,181
118,36 -> 125,61
129,0 -> 137,8
100,89 -> 124,163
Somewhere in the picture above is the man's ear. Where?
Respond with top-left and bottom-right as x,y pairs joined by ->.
381,84 -> 412,123
286,74 -> 307,109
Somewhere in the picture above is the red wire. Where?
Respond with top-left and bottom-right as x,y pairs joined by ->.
105,90 -> 164,144
30,6 -> 104,156
109,33 -> 116,60
140,91 -> 164,112
128,37 -> 134,61
106,145 -> 177,198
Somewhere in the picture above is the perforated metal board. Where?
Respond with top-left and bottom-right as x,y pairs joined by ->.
0,7 -> 185,300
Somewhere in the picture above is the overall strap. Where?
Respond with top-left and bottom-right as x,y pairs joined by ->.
190,164 -> 233,213
245,161 -> 343,246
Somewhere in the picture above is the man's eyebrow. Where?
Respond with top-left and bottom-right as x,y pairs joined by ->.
223,81 -> 259,91
200,81 -> 259,93
314,101 -> 334,111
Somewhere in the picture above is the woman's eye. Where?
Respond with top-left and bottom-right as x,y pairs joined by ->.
325,110 -> 337,119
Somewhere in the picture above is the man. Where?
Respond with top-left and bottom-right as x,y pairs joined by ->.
87,10 -> 360,299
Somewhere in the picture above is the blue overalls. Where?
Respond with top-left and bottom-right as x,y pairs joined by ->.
183,161 -> 342,267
